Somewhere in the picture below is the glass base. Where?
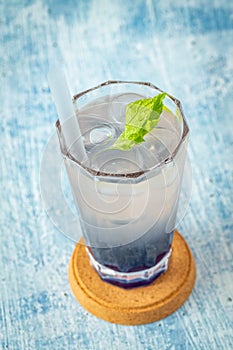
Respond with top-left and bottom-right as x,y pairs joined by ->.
86,248 -> 172,289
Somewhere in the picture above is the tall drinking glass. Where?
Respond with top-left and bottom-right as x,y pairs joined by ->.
56,81 -> 189,288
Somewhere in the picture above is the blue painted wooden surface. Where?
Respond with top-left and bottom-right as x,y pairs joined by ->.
0,0 -> 232,349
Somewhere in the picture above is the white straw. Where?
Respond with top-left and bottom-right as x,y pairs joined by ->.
47,68 -> 87,163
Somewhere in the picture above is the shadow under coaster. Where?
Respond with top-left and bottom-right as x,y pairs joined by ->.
68,230 -> 196,325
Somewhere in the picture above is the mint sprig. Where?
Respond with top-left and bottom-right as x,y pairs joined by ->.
111,92 -> 166,151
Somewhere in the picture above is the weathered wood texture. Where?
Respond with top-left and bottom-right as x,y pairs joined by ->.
0,1 -> 232,349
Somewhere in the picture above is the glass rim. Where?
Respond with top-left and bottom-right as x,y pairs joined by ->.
56,80 -> 189,179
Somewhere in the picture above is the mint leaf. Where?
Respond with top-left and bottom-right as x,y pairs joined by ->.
111,92 -> 166,151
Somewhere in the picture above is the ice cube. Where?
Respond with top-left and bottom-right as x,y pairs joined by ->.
110,93 -> 145,123
90,126 -> 113,144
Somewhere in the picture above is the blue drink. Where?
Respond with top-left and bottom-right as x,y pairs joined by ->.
57,81 -> 189,288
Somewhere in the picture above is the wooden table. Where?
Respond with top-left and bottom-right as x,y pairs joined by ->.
1,1 -> 232,349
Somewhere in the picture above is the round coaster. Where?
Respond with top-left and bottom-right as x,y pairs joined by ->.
68,230 -> 196,325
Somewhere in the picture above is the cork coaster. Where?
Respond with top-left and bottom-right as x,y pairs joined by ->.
68,230 -> 196,325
